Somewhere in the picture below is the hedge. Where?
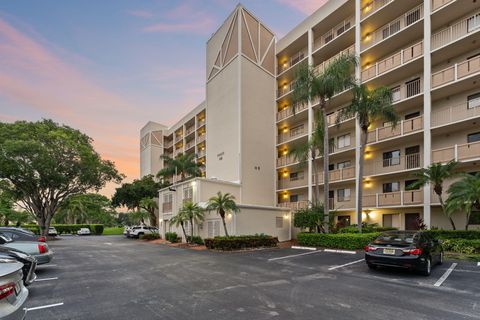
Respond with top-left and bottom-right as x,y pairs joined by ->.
425,230 -> 480,240
338,225 -> 397,234
141,233 -> 161,241
442,239 -> 480,254
187,236 -> 204,245
165,232 -> 179,243
297,232 -> 381,250
204,235 -> 278,251
22,224 -> 104,235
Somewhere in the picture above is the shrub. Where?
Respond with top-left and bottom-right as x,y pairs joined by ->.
338,224 -> 397,234
90,224 -> 104,235
142,233 -> 161,241
165,232 -> 178,243
425,230 -> 480,240
204,235 -> 278,251
187,236 -> 204,245
297,232 -> 380,250
442,239 -> 480,254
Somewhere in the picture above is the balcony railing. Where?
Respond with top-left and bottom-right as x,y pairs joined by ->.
362,4 -> 424,51
197,118 -> 206,128
185,140 -> 195,150
277,125 -> 307,144
431,0 -> 454,12
164,140 -> 173,149
367,115 -> 423,143
432,140 -> 480,163
197,150 -> 206,158
162,202 -> 173,213
174,149 -> 183,157
431,100 -> 480,128
277,81 -> 296,98
363,190 -> 423,207
277,200 -> 309,210
316,166 -> 356,184
174,134 -> 183,143
361,41 -> 423,82
362,0 -> 393,19
432,55 -> 480,89
314,16 -> 354,51
326,111 -> 354,126
278,174 -> 307,190
313,45 -> 355,76
277,102 -> 308,122
364,153 -> 421,176
278,49 -> 307,74
185,126 -> 195,136
432,11 -> 480,50
197,134 -> 206,144
391,77 -> 423,103
277,154 -> 298,167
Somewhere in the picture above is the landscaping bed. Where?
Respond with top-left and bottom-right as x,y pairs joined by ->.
204,235 -> 278,251
297,232 -> 380,250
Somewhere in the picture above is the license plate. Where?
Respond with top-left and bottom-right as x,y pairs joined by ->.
14,282 -> 21,296
383,248 -> 396,255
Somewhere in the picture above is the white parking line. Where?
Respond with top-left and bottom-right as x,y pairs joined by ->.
25,302 -> 64,312
324,249 -> 357,254
477,262 -> 480,267
328,259 -> 364,271
38,264 -> 57,267
291,246 -> 316,251
434,263 -> 457,287
268,250 -> 323,261
35,277 -> 58,282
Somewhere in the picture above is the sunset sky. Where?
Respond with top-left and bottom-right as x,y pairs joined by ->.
0,0 -> 327,196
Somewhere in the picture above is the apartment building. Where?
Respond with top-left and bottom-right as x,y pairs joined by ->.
141,0 -> 480,238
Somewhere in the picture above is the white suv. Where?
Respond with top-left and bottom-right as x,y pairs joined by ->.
127,226 -> 158,238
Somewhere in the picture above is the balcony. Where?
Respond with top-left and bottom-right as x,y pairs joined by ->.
391,77 -> 423,103
432,56 -> 480,89
361,0 -> 393,20
278,174 -> 307,190
277,81 -> 296,98
361,41 -> 423,82
314,16 -> 355,51
313,45 -> 355,76
326,111 -> 354,127
197,149 -> 206,158
162,202 -> 172,213
164,140 -> 173,149
432,140 -> 480,163
185,140 -> 195,150
278,49 -> 307,75
277,200 -> 309,211
431,11 -> 480,50
361,4 -> 424,51
332,197 -> 355,210
185,126 -> 195,136
367,115 -> 423,144
277,102 -> 308,122
277,124 -> 307,144
174,134 -> 183,143
197,118 -> 206,128
431,0 -> 454,12
174,149 -> 183,157
363,189 -> 423,207
277,154 -> 298,167
316,166 -> 356,184
431,100 -> 480,128
364,153 -> 422,176
197,134 -> 206,144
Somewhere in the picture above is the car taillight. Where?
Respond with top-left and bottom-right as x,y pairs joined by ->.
403,248 -> 422,255
38,236 -> 46,242
364,245 -> 376,252
0,282 -> 16,300
38,244 -> 48,254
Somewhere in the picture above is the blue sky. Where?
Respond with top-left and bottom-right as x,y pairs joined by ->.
0,0 -> 326,193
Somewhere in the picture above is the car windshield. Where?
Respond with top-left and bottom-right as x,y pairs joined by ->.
373,232 -> 419,245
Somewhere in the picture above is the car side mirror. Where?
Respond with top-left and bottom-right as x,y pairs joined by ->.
0,234 -> 13,244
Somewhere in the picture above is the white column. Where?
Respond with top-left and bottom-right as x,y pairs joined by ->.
354,0 -> 362,225
307,28 -> 314,205
423,0 -> 432,228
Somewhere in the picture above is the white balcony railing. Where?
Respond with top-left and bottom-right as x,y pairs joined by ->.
314,16 -> 355,51
197,134 -> 206,144
391,77 -> 423,103
367,115 -> 423,143
432,140 -> 480,163
277,81 -> 296,98
431,100 -> 480,128
432,10 -> 480,50
277,155 -> 298,167
431,0 -> 455,12
363,190 -> 423,207
313,45 -> 355,76
278,49 -> 307,74
361,0 -> 393,19
277,124 -> 307,144
432,55 -> 480,89
364,153 -> 422,176
277,201 -> 309,210
276,102 -> 308,122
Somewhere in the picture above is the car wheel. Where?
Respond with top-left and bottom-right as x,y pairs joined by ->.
137,233 -> 144,238
367,263 -> 377,270
438,252 -> 443,265
420,257 -> 432,276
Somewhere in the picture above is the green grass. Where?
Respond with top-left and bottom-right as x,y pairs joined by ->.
102,227 -> 124,235
445,252 -> 480,262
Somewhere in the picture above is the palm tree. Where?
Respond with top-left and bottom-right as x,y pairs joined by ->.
169,210 -> 189,242
446,172 -> 480,230
157,153 -> 202,182
293,54 -> 357,231
290,111 -> 325,206
179,201 -> 205,242
337,84 -> 399,232
206,192 -> 239,237
139,197 -> 158,227
407,160 -> 458,230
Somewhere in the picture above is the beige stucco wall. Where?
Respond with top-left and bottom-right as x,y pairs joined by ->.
431,127 -> 480,150
235,206 -> 291,242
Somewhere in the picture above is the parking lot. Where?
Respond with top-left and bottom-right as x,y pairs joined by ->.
25,236 -> 480,319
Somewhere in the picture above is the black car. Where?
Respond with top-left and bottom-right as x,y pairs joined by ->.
364,231 -> 443,276
0,246 -> 37,285
0,227 -> 46,242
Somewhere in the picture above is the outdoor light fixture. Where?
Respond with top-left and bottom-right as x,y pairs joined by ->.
282,171 -> 289,178
365,33 -> 371,41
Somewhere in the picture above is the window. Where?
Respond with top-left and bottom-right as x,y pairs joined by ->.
467,13 -> 480,32
337,133 -> 351,148
468,93 -> 480,109
207,220 -> 221,238
290,195 -> 299,202
391,86 -> 401,102
324,31 -> 333,43
183,186 -> 193,201
405,111 -> 420,120
337,188 -> 351,201
467,132 -> 480,143
328,164 -> 335,171
290,171 -> 304,181
405,179 -> 420,190
163,193 -> 173,203
337,215 -> 351,227
290,124 -> 304,137
383,150 -> 400,167
383,182 -> 400,193
337,161 -> 351,169
276,217 -> 284,228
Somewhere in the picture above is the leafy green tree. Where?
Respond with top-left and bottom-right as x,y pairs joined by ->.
0,120 -> 123,235
112,175 -> 165,226
293,55 -> 357,231
156,153 -> 202,182
206,192 -> 239,237
169,210 -> 189,241
56,193 -> 115,225
337,84 -> 399,232
407,160 -> 458,230
446,172 -> 480,230
179,201 -> 205,241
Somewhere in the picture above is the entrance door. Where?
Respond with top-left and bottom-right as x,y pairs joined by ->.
405,145 -> 420,169
405,213 -> 420,230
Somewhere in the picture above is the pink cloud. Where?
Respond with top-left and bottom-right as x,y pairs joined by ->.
128,10 -> 154,18
277,0 -> 328,15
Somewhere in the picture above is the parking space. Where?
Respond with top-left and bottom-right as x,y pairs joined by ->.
23,236 -> 480,320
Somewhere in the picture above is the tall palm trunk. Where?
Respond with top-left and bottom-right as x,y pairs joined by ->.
438,195 -> 456,230
312,158 -> 321,205
220,209 -> 229,237
322,105 -> 330,232
180,222 -> 188,242
357,130 -> 368,232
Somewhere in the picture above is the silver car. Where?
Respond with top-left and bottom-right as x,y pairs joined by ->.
0,260 -> 28,320
0,235 -> 53,265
